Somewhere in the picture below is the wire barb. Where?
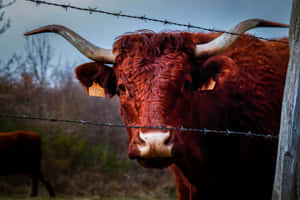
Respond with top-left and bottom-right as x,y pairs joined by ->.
24,0 -> 288,44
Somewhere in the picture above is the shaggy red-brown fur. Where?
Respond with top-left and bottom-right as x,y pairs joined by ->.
0,131 -> 55,197
75,31 -> 289,200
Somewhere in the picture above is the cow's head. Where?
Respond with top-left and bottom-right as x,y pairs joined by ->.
25,19 -> 288,168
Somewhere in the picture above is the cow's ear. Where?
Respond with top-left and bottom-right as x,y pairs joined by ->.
75,62 -> 117,97
194,56 -> 237,92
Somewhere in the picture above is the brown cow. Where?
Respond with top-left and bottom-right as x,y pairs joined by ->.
0,131 -> 55,197
25,19 -> 289,200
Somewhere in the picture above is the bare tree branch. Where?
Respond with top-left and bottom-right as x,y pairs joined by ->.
23,35 -> 55,85
0,0 -> 15,34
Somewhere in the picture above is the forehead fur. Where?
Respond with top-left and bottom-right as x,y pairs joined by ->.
112,31 -> 211,84
112,30 -> 218,61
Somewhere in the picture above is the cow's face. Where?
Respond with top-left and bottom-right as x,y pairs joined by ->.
115,51 -> 196,168
75,33 -> 226,168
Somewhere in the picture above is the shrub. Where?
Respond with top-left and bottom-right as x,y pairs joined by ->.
42,133 -> 131,175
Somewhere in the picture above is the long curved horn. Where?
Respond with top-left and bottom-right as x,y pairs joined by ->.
24,25 -> 116,64
195,19 -> 289,58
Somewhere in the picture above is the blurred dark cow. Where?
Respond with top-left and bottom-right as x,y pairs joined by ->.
0,131 -> 55,197
25,19 -> 289,200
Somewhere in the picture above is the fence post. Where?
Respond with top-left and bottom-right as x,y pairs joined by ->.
272,0 -> 300,199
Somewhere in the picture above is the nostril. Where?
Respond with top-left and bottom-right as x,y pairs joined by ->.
164,134 -> 172,145
137,134 -> 146,145
163,131 -> 174,146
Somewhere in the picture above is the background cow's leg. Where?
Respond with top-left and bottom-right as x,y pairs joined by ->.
30,172 -> 39,197
39,171 -> 55,197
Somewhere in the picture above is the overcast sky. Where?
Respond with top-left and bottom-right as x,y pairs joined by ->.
0,0 -> 292,65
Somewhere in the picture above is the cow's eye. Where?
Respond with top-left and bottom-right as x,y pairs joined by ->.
119,84 -> 126,92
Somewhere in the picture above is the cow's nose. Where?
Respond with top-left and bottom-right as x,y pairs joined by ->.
137,131 -> 173,159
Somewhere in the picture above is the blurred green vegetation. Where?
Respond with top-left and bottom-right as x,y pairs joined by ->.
42,133 -> 132,175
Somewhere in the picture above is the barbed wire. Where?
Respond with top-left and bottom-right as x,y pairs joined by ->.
0,114 -> 278,139
25,0 -> 289,44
